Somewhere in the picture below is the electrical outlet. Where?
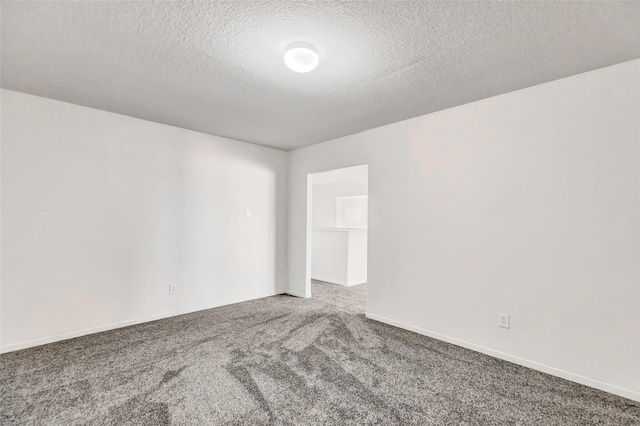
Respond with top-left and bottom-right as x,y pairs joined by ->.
244,209 -> 253,218
169,283 -> 177,295
498,312 -> 510,329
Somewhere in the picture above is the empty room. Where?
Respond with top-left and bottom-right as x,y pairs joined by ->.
1,1 -> 639,425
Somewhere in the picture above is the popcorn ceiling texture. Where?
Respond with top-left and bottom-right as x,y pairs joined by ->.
1,1 -> 639,150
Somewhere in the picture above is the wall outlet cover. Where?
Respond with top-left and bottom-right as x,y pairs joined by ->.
498,312 -> 510,329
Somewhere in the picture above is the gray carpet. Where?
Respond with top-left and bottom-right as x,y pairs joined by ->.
1,281 -> 638,425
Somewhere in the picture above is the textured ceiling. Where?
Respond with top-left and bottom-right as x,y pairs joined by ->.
2,1 -> 639,151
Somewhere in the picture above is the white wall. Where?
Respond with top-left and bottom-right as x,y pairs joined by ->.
312,169 -> 367,228
1,90 -> 288,351
287,60 -> 640,400
310,165 -> 368,286
336,196 -> 368,229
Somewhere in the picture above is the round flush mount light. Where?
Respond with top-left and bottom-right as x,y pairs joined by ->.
284,43 -> 319,73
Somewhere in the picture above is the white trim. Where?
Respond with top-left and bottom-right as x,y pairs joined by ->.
366,312 -> 640,402
286,289 -> 310,299
1,292 -> 283,354
311,275 -> 348,286
312,227 -> 367,232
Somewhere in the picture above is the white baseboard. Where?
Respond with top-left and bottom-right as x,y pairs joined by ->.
1,291 -> 282,354
366,312 -> 640,402
286,289 -> 310,298
311,275 -> 348,286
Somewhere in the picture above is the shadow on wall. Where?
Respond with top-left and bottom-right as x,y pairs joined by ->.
1,90 -> 288,350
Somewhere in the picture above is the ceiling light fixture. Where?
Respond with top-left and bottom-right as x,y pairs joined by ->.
284,43 -> 319,73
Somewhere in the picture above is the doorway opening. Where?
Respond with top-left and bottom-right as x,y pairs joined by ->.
306,165 -> 368,303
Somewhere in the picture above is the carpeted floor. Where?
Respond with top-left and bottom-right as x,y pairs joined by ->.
1,281 -> 639,425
